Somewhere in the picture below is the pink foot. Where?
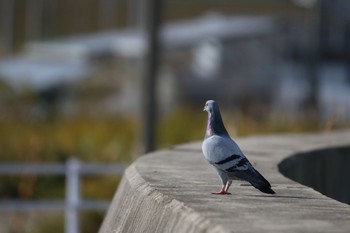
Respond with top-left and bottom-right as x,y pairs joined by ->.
212,191 -> 231,195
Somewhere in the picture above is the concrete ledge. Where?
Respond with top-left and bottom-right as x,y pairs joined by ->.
99,131 -> 350,233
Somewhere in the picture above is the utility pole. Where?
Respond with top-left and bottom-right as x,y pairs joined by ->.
141,0 -> 162,153
305,0 -> 321,118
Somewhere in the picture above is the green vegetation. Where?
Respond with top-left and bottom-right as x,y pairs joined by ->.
0,118 -> 137,163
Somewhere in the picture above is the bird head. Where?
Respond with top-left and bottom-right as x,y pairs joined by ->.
203,100 -> 216,113
203,100 -> 228,136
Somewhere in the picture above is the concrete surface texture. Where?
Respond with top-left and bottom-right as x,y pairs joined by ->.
99,131 -> 350,233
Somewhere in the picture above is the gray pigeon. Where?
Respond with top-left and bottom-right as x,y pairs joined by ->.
202,100 -> 275,195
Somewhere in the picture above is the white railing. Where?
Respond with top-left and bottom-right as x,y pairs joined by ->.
0,158 -> 126,233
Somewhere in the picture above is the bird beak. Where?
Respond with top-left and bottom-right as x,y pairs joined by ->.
203,106 -> 207,112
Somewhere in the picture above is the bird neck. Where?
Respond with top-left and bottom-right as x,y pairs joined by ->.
206,111 -> 229,138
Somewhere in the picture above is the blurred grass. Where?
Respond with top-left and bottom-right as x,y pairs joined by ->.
28,214 -> 64,233
26,211 -> 104,233
0,117 -> 135,200
158,107 -> 207,148
0,117 -> 137,163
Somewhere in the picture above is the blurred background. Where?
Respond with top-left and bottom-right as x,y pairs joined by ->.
0,0 -> 350,232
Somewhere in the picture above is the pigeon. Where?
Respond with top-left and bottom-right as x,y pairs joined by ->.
202,100 -> 275,195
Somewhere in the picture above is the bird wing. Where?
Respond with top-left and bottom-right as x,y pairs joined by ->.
215,155 -> 275,194
202,135 -> 247,170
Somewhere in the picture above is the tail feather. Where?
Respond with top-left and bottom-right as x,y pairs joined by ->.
256,185 -> 275,194
250,167 -> 275,194
233,166 -> 275,195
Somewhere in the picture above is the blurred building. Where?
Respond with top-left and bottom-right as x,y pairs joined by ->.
0,0 -> 350,120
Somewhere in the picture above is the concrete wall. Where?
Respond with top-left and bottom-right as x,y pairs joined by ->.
279,146 -> 350,205
100,131 -> 350,233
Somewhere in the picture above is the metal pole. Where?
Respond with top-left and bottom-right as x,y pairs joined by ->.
141,0 -> 162,153
65,158 -> 80,233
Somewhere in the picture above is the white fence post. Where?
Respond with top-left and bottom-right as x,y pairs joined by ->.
65,158 -> 80,233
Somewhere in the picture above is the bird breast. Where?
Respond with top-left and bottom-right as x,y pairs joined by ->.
202,135 -> 243,164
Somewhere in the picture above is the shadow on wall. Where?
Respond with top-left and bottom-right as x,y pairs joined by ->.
278,146 -> 350,205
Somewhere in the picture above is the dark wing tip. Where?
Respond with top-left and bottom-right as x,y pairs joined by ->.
258,186 -> 276,195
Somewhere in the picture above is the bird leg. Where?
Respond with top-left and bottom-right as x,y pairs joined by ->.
212,185 -> 231,195
224,180 -> 232,193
